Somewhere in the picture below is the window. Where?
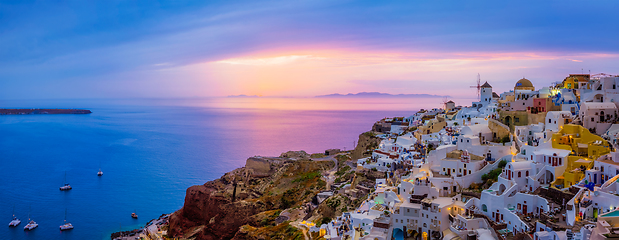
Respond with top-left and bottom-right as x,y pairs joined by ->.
464,164 -> 467,168
559,158 -> 562,165
526,171 -> 529,177
518,172 -> 522,178
548,118 -> 551,123
469,170 -> 472,174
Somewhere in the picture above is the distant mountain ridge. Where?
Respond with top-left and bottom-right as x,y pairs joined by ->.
315,92 -> 448,98
227,94 -> 261,98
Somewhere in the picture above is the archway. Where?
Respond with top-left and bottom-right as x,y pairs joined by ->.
392,228 -> 404,240
594,94 -> 604,102
504,116 -> 512,126
498,183 -> 507,195
540,170 -> 554,184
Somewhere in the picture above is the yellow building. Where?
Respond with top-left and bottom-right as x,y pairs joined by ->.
550,124 -> 611,187
561,74 -> 590,90
414,116 -> 447,139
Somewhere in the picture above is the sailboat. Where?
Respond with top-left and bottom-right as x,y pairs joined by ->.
59,171 -> 72,191
59,209 -> 73,231
8,205 -> 21,227
23,207 -> 37,231
97,161 -> 103,176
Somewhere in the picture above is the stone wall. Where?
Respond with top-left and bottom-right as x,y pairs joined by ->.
488,119 -> 511,142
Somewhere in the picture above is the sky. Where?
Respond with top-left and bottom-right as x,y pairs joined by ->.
1,0 -> 619,99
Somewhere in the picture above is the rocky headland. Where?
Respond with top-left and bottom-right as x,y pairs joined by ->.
113,131 -> 382,240
0,109 -> 92,115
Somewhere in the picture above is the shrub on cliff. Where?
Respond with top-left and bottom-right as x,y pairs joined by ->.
292,171 -> 320,183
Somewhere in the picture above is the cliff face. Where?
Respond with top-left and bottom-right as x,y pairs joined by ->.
351,131 -> 380,160
168,157 -> 333,240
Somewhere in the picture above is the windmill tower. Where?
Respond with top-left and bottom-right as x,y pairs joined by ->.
441,97 -> 455,111
470,73 -> 482,100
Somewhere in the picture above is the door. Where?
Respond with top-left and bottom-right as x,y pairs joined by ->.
523,205 -> 528,214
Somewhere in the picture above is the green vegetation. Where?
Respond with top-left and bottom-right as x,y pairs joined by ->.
318,217 -> 332,226
326,197 -> 341,209
427,143 -> 436,151
310,153 -> 325,158
362,131 -> 376,138
335,165 -> 351,176
496,135 -> 511,144
292,171 -> 320,183
481,160 -> 507,182
498,160 -> 507,168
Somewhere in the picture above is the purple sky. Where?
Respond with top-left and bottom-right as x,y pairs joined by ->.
1,1 -> 618,99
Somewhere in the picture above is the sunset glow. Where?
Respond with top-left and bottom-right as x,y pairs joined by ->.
1,1 -> 618,99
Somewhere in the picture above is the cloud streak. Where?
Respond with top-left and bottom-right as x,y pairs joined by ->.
1,0 -> 619,99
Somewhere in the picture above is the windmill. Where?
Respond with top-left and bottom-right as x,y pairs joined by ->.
470,73 -> 481,100
440,97 -> 449,110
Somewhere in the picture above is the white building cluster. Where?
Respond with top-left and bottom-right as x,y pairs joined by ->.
311,74 -> 619,240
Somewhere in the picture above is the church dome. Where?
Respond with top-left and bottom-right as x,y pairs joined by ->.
515,78 -> 534,90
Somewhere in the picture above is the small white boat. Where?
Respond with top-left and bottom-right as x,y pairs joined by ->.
60,209 -> 73,231
24,220 -> 37,231
9,206 -> 20,227
9,217 -> 21,227
97,169 -> 103,176
60,172 -> 72,191
59,183 -> 72,191
60,222 -> 73,231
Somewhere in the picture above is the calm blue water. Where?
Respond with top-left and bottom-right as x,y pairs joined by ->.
0,98 -> 420,240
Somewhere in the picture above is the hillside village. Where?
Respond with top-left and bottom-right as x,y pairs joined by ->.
127,73 -> 619,240
302,74 -> 619,240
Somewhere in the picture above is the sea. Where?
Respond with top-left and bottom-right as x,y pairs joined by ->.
0,97 -> 471,240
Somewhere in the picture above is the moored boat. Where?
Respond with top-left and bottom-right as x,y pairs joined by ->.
60,222 -> 73,231
60,209 -> 73,231
60,172 -> 72,191
24,220 -> 37,231
9,217 -> 21,227
8,206 -> 20,227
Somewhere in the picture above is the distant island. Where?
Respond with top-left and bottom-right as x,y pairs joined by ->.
315,91 -> 449,98
0,109 -> 92,115
227,94 -> 261,98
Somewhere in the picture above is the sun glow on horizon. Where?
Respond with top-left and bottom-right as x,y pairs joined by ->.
177,49 -> 619,98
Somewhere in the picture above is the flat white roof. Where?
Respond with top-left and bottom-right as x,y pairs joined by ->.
534,148 -> 571,157
583,102 -> 617,109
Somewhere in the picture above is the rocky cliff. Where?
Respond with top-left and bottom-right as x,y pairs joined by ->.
167,157 -> 333,240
